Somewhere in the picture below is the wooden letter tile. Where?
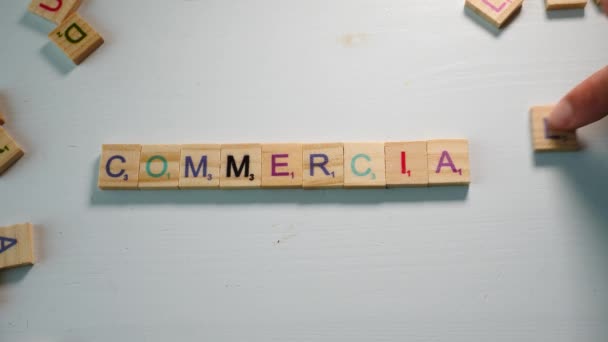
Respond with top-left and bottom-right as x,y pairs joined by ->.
427,140 -> 471,186
302,143 -> 344,189
343,143 -> 386,189
0,127 -> 25,176
179,144 -> 221,189
139,145 -> 181,189
98,144 -> 141,190
0,223 -> 34,270
531,106 -> 580,152
385,141 -> 428,187
28,0 -> 81,24
48,13 -> 104,65
465,0 -> 524,28
261,144 -> 303,189
546,0 -> 588,9
220,144 -> 262,189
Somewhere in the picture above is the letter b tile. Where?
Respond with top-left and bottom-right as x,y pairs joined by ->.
48,12 -> 104,65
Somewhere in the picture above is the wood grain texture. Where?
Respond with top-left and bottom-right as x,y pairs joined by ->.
48,12 -> 104,65
427,139 -> 470,186
98,144 -> 141,190
28,0 -> 81,24
385,141 -> 428,187
179,144 -> 221,189
261,143 -> 303,189
343,142 -> 386,188
220,144 -> 261,189
138,145 -> 181,189
302,143 -> 344,189
530,106 -> 580,152
465,0 -> 523,28
546,0 -> 588,9
0,223 -> 34,271
0,126 -> 24,176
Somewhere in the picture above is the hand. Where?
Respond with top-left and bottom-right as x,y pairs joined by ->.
548,66 -> 608,130
548,3 -> 608,130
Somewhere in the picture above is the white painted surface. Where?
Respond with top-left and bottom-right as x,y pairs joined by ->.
1,1 -> 608,341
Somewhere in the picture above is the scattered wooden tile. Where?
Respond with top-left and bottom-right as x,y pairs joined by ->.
48,13 -> 104,65
261,144 -> 303,189
179,144 -> 221,189
139,145 -> 181,189
220,144 -> 262,189
385,141 -> 428,187
302,143 -> 344,189
427,140 -> 471,186
343,143 -> 386,188
98,144 -> 141,190
546,0 -> 588,9
0,223 -> 34,271
530,106 -> 580,152
465,0 -> 524,28
0,127 -> 25,176
28,0 -> 81,24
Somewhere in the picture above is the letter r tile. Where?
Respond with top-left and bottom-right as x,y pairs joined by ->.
302,143 -> 344,189
530,106 -> 580,152
48,12 -> 104,65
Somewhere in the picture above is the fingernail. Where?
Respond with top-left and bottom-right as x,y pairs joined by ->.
548,100 -> 574,130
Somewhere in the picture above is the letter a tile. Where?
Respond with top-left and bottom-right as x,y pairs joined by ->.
465,0 -> 523,28
28,0 -> 81,24
427,140 -> 470,186
220,144 -> 261,189
48,13 -> 104,65
0,223 -> 34,271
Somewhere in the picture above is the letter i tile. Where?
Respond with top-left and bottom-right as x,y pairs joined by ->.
427,140 -> 470,186
48,12 -> 104,65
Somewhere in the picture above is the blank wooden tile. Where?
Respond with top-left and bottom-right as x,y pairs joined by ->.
343,143 -> 386,189
385,141 -> 428,187
261,144 -> 303,189
0,223 -> 34,270
546,0 -> 587,9
48,13 -> 104,65
465,0 -> 524,28
179,144 -> 221,189
220,144 -> 262,189
98,144 -> 141,190
28,0 -> 81,24
139,145 -> 181,189
302,143 -> 344,189
0,127 -> 25,176
531,106 -> 580,152
427,140 -> 471,186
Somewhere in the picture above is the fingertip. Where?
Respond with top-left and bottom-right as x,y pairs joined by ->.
548,100 -> 576,130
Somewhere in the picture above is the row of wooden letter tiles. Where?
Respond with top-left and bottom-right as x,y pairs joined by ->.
98,140 -> 470,190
